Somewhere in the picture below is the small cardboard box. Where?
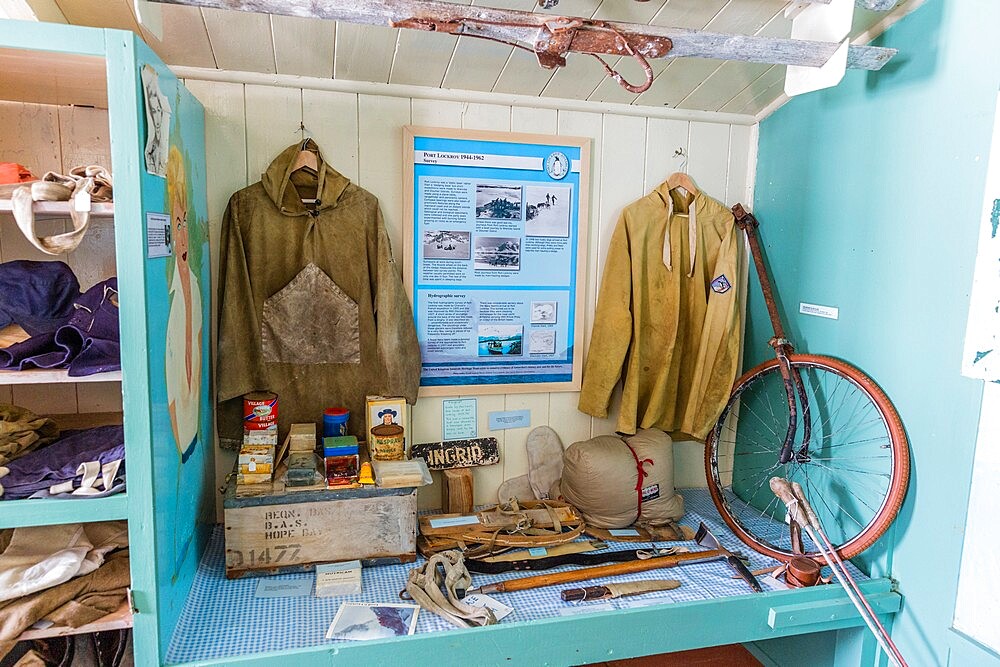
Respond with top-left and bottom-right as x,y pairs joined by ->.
236,472 -> 272,485
238,445 -> 274,474
223,476 -> 417,579
244,428 -> 278,446
289,423 -> 317,452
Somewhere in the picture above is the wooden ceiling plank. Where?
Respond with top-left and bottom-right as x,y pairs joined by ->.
718,65 -> 781,113
677,61 -> 770,112
492,46 -> 557,97
53,0 -> 140,32
675,9 -> 788,112
388,0 -> 468,87
389,30 -> 460,87
635,57 -> 726,108
154,4 -> 216,69
737,68 -> 787,115
202,7 -> 276,72
333,21 -> 397,83
441,0 -> 535,93
442,36 -> 513,92
271,14 -> 335,78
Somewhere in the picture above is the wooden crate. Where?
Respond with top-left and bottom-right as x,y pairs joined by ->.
223,477 -> 417,579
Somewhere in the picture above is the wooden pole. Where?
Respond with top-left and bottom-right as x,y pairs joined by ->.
149,0 -> 895,71
471,549 -> 727,594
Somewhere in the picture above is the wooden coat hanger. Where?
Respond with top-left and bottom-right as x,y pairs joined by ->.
665,171 -> 698,197
665,148 -> 698,198
291,124 -> 319,174
292,140 -> 319,173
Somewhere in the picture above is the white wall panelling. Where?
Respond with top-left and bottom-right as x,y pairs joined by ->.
185,75 -> 757,516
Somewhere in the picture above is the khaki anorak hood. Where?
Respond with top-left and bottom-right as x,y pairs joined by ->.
261,138 -> 351,216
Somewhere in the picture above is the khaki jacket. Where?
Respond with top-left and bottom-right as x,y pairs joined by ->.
578,184 -> 744,441
217,140 -> 420,449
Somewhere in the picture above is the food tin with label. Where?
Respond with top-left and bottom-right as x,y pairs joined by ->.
244,391 -> 278,430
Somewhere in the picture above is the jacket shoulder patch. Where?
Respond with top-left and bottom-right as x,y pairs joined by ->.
711,274 -> 732,294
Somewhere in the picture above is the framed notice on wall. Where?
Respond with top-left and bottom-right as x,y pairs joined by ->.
402,126 -> 590,396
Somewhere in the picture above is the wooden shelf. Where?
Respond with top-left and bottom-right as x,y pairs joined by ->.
17,600 -> 132,642
0,493 -> 128,529
0,199 -> 114,219
50,411 -> 124,430
0,367 -> 121,385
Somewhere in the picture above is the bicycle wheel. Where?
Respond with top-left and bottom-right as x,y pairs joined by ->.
705,354 -> 909,562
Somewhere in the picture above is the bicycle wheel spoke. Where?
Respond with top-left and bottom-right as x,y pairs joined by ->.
800,462 -> 866,530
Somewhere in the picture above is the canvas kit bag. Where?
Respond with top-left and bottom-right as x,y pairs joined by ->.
552,428 -> 686,534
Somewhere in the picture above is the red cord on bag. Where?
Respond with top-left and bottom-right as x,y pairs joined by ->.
622,440 -> 653,524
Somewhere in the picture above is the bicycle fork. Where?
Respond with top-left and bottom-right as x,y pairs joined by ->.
732,204 -> 812,465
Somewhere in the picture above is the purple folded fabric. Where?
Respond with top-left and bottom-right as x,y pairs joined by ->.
0,278 -> 120,376
0,260 -> 80,336
0,425 -> 125,500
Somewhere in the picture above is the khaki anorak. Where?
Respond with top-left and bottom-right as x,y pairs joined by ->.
217,140 -> 420,449
578,184 -> 744,441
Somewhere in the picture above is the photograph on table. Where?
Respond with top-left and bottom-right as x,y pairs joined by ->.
325,602 -> 420,641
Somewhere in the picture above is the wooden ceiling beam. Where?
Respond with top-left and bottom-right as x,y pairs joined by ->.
148,0 -> 896,71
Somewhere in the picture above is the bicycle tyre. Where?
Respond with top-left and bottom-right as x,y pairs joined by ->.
705,354 -> 909,562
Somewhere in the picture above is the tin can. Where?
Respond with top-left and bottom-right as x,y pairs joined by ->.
244,391 -> 278,431
370,422 -> 405,461
323,407 -> 350,437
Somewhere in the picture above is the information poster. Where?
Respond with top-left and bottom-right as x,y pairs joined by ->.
403,127 -> 590,395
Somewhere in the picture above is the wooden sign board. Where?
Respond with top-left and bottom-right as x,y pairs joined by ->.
411,437 -> 499,470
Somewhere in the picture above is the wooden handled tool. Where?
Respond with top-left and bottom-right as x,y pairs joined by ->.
561,579 -> 681,602
467,549 -> 726,594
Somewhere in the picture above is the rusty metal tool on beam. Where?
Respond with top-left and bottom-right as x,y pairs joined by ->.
149,0 -> 898,74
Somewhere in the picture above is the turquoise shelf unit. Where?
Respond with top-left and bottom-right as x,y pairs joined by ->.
0,494 -> 128,530
0,20 -> 215,667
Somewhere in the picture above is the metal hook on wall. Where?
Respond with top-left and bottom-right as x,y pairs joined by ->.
296,121 -> 311,149
673,147 -> 688,171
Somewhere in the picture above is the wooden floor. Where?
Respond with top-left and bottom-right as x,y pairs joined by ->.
588,644 -> 762,666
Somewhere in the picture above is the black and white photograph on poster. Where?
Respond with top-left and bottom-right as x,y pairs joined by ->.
524,184 -> 571,237
475,184 -> 522,219
423,230 -> 471,260
529,329 -> 556,355
475,237 -> 521,270
325,603 -> 419,641
478,324 -> 523,356
140,64 -> 171,178
530,300 -> 558,324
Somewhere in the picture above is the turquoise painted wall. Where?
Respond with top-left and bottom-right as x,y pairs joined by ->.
749,2 -> 999,665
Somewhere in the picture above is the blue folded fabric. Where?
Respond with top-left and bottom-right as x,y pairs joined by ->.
0,260 -> 80,336
0,425 -> 126,500
0,277 -> 120,376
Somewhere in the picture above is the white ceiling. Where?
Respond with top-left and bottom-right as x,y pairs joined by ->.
42,0 -> 918,117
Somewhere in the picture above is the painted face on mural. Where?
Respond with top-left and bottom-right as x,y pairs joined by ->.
172,192 -> 189,270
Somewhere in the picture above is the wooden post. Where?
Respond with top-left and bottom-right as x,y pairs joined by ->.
441,468 -> 475,514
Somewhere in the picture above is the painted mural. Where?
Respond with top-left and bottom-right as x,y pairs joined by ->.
136,40 -> 212,650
